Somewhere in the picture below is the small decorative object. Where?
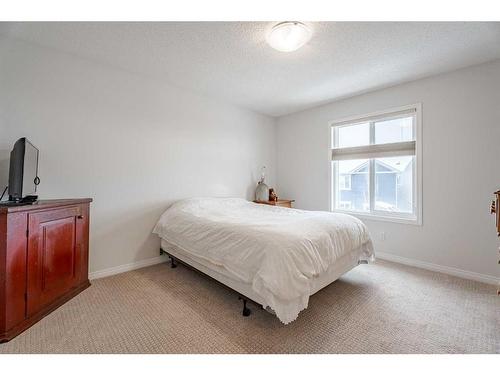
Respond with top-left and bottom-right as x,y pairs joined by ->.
255,166 -> 269,202
269,188 -> 278,202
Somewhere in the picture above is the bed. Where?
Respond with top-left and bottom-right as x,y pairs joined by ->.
153,197 -> 374,324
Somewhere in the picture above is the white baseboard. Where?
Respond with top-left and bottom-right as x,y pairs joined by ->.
89,256 -> 168,280
89,251 -> 498,286
376,251 -> 499,285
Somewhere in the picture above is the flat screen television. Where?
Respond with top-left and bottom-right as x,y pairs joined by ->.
6,138 -> 40,203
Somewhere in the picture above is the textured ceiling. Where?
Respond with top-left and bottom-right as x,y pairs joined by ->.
1,22 -> 500,117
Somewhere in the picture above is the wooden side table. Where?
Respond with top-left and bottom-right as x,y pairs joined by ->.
253,199 -> 295,208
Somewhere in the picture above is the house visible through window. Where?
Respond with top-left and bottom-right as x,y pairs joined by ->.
338,201 -> 352,210
331,105 -> 421,223
339,175 -> 351,190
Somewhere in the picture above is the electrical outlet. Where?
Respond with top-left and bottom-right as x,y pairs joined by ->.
380,232 -> 386,241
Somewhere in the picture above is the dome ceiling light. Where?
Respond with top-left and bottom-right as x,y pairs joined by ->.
266,21 -> 312,52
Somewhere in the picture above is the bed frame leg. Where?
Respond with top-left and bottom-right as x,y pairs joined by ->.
238,296 -> 251,317
169,256 -> 177,268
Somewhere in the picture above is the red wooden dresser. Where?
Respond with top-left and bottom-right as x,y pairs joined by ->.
0,199 -> 92,342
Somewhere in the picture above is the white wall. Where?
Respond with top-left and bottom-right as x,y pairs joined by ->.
0,81 -> 10,198
1,34 -> 498,282
276,60 -> 500,280
0,119 -> 9,200
0,37 -> 276,274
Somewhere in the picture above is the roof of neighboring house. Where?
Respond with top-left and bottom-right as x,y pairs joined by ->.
344,158 -> 412,175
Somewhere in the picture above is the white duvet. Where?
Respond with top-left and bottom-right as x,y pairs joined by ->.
153,197 -> 374,324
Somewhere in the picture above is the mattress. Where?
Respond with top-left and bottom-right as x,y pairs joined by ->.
153,197 -> 374,324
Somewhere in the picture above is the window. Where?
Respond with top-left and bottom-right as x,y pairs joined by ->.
331,105 -> 421,224
338,201 -> 352,210
339,174 -> 351,190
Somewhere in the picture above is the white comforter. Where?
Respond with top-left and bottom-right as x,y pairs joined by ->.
153,198 -> 374,324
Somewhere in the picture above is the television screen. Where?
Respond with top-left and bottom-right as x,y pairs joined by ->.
22,140 -> 39,196
8,138 -> 40,201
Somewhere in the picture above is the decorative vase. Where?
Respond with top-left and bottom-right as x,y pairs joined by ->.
255,181 -> 269,201
255,166 -> 269,201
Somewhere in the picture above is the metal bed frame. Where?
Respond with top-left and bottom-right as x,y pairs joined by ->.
162,249 -> 262,317
162,248 -> 369,319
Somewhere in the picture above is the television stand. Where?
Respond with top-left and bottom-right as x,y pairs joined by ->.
0,195 -> 38,206
0,198 -> 92,342
0,201 -> 35,207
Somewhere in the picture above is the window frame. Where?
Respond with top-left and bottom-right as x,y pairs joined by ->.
329,103 -> 422,225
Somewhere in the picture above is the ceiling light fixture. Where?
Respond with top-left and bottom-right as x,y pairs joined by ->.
266,21 -> 312,52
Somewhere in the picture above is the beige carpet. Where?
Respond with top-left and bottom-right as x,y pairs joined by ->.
1,259 -> 498,354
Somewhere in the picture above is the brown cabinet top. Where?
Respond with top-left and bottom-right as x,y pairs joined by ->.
0,198 -> 93,214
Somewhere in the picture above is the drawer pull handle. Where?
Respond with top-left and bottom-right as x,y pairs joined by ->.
77,215 -> 84,219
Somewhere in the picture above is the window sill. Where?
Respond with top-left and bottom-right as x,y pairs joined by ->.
331,209 -> 422,226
